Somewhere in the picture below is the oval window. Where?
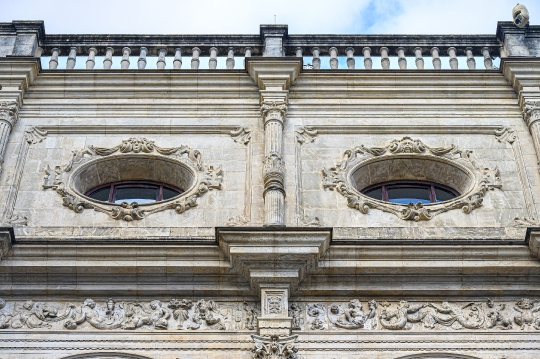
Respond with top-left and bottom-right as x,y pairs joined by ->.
362,181 -> 459,204
86,181 -> 183,204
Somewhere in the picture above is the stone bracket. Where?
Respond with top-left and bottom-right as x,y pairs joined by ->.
526,227 -> 540,260
0,227 -> 15,261
216,227 -> 331,294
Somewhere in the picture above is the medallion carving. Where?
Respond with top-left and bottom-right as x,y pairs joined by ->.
322,137 -> 502,221
42,137 -> 223,221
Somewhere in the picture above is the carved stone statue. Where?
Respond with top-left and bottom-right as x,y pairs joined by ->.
513,298 -> 540,330
243,301 -> 258,330
486,299 -> 512,330
423,302 -> 484,329
64,298 -> 123,330
289,303 -> 303,330
329,299 -> 377,329
307,303 -> 326,330
379,300 -> 427,330
190,299 -> 225,330
0,298 -> 12,329
168,298 -> 193,330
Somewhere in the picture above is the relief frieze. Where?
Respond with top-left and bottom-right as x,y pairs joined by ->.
0,297 -> 538,332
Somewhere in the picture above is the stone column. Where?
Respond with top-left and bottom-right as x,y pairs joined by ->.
329,47 -> 338,69
261,101 -> 287,227
49,48 -> 60,70
86,47 -> 97,70
380,47 -> 390,69
481,47 -> 493,69
103,47 -> 114,69
311,47 -> 320,70
523,101 -> 540,165
120,47 -> 131,69
257,285 -> 291,336
66,47 -> 77,69
0,101 -> 19,171
431,47 -> 441,70
414,47 -> 424,69
226,47 -> 235,69
157,48 -> 167,69
191,47 -> 201,69
465,47 -> 476,69
138,47 -> 148,70
447,47 -> 458,70
397,47 -> 406,69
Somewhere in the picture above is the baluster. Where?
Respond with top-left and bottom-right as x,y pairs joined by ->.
465,47 -> 475,69
431,47 -> 441,70
138,47 -> 148,70
49,48 -> 60,70
380,47 -> 390,70
226,47 -> 235,69
414,47 -> 424,69
103,47 -> 114,69
66,47 -> 77,69
481,47 -> 493,69
191,47 -> 201,69
245,47 -> 252,58
295,47 -> 303,57
362,47 -> 372,69
157,48 -> 167,69
311,47 -> 320,69
329,47 -> 338,69
448,47 -> 458,70
173,48 -> 182,69
209,47 -> 218,69
346,47 -> 355,69
86,47 -> 97,69
121,47 -> 131,69
397,47 -> 406,69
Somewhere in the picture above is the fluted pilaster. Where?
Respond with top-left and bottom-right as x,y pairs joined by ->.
0,101 -> 19,171
261,101 -> 287,227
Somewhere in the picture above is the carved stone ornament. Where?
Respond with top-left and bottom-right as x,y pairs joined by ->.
0,297 -> 537,332
0,101 -> 19,128
252,334 -> 298,359
260,101 -> 288,125
322,137 -> 502,221
523,101 -> 540,128
42,137 -> 223,221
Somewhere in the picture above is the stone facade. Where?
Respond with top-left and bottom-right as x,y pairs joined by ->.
1,9 -> 540,359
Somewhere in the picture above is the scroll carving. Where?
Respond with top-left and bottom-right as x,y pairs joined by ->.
230,126 -> 252,145
295,126 -> 317,144
42,138 -> 223,221
494,126 -> 517,144
252,334 -> 298,359
322,137 -> 502,221
0,297 -> 537,332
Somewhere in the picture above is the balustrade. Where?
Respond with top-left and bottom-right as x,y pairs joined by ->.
36,32 -> 501,71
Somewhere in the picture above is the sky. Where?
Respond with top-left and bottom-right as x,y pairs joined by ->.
1,0 -> 539,35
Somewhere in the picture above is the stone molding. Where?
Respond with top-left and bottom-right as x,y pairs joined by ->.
0,297 -> 539,332
42,137 -> 223,221
322,137 -> 502,221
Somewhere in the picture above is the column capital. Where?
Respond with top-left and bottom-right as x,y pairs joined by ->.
261,101 -> 287,126
0,101 -> 19,128
523,101 -> 540,128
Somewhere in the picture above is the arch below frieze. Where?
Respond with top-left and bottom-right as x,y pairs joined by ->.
61,352 -> 153,359
395,354 -> 483,359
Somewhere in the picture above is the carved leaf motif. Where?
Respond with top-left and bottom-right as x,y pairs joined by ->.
295,126 -> 318,144
24,127 -> 47,144
494,127 -> 517,144
230,126 -> 252,145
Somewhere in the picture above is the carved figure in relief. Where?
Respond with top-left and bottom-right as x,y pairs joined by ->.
190,299 -> 225,330
329,299 -> 377,329
379,300 -> 427,330
289,303 -> 303,330
0,298 -> 13,329
11,300 -> 73,329
252,334 -> 298,359
422,302 -> 484,329
122,300 -> 170,330
513,298 -> 540,330
168,298 -> 193,330
233,303 -> 243,330
307,303 -> 326,330
267,296 -> 283,315
64,298 -> 123,330
486,299 -> 512,330
243,301 -> 258,330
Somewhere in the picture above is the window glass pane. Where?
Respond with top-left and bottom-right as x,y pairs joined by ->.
387,186 -> 431,204
364,187 -> 383,200
162,187 -> 180,200
114,187 -> 158,204
88,187 -> 110,202
435,187 -> 457,202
